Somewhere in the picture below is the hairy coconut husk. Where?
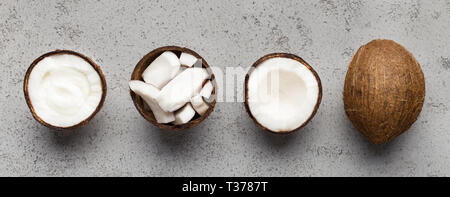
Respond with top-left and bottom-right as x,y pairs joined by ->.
244,53 -> 322,134
24,50 -> 107,130
343,39 -> 425,144
130,46 -> 217,131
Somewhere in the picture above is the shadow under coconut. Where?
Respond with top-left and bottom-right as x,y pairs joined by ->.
244,123 -> 313,164
344,118 -> 415,158
258,125 -> 311,150
141,120 -> 202,153
47,118 -> 104,148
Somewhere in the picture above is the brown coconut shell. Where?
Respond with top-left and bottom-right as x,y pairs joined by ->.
130,46 -> 217,131
244,53 -> 323,134
343,39 -> 425,144
23,50 -> 107,130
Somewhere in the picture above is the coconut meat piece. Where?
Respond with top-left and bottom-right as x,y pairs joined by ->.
27,54 -> 103,127
174,103 -> 196,125
179,52 -> 197,67
142,51 -> 180,89
247,57 -> 319,132
175,66 -> 187,77
156,67 -> 209,112
129,80 -> 175,123
191,95 -> 209,115
199,80 -> 213,99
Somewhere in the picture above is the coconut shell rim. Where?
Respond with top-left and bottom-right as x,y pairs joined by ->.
23,49 -> 108,130
130,46 -> 217,131
244,53 -> 323,135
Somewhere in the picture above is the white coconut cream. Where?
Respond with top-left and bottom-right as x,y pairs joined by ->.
27,53 -> 103,128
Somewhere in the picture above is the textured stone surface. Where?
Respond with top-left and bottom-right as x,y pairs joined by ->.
1,0 -> 449,176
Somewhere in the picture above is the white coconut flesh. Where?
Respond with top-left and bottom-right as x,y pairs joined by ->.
247,57 -> 319,132
174,103 -> 196,125
156,67 -> 209,112
179,52 -> 197,67
200,80 -> 213,99
191,95 -> 209,115
129,80 -> 175,124
142,51 -> 180,89
27,54 -> 103,128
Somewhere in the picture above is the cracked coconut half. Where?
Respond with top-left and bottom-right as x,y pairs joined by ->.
245,53 -> 322,133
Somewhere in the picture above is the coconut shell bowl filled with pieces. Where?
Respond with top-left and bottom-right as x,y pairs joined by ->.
130,46 -> 217,131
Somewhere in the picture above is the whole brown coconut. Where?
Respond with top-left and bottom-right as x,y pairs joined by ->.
343,39 -> 425,144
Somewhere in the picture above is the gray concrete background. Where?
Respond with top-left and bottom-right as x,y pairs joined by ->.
0,0 -> 449,177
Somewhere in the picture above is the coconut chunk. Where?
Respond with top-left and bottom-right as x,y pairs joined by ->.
156,68 -> 209,112
176,66 -> 187,77
179,52 -> 197,67
173,103 -> 196,125
191,95 -> 209,115
129,80 -> 175,123
199,80 -> 213,99
142,51 -> 180,89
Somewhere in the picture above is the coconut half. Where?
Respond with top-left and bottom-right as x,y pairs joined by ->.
130,46 -> 217,131
24,50 -> 107,129
245,53 -> 322,133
